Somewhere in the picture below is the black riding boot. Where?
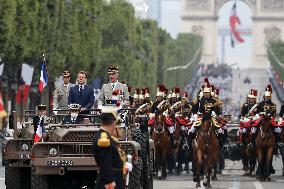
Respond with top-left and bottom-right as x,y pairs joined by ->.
169,133 -> 175,148
217,133 -> 225,148
188,132 -> 194,147
250,133 -> 257,148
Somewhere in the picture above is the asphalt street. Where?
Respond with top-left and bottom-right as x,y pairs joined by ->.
153,157 -> 284,189
0,151 -> 283,189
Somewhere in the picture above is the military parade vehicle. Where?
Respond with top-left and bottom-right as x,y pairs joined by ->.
2,110 -> 47,189
29,108 -> 154,189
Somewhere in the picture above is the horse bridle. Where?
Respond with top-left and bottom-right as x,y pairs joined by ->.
154,123 -> 165,134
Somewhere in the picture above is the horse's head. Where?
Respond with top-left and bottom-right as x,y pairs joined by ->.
201,113 -> 212,132
259,113 -> 271,132
154,110 -> 165,133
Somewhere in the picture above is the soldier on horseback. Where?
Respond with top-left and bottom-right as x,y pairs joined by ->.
149,85 -> 176,147
238,89 -> 258,147
190,78 -> 226,147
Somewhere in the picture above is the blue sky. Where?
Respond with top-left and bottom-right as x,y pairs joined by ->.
217,1 -> 252,68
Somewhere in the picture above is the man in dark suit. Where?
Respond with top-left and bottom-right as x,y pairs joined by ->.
68,71 -> 95,113
62,104 -> 83,124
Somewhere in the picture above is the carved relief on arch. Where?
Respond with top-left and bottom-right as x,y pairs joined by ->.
191,25 -> 204,36
264,26 -> 281,43
261,0 -> 284,11
185,0 -> 211,11
215,0 -> 256,10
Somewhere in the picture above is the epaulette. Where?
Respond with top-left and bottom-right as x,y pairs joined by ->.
214,99 -> 223,107
97,132 -> 110,147
192,99 -> 198,105
193,117 -> 202,127
212,117 -> 221,128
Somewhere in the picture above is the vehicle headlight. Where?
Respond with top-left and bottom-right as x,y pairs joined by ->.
21,143 -> 29,151
49,148 -> 58,157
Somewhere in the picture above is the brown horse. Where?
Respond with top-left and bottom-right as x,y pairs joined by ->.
192,114 -> 219,188
152,112 -> 171,180
279,126 -> 284,176
255,114 -> 275,181
240,127 -> 257,176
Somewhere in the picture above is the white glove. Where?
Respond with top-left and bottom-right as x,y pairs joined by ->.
125,162 -> 133,172
211,111 -> 217,117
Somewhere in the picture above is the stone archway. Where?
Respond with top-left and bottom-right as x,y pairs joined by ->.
181,0 -> 284,68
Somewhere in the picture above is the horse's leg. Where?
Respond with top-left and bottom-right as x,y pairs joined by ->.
156,152 -> 162,179
256,147 -> 264,181
203,157 -> 213,188
279,144 -> 284,176
176,143 -> 183,175
211,162 -> 218,181
184,148 -> 190,174
266,147 -> 274,181
194,151 -> 202,188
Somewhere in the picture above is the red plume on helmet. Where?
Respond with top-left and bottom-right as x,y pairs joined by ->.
182,92 -> 189,99
165,88 -> 168,95
135,88 -> 140,94
204,78 -> 210,87
121,81 -> 125,84
157,85 -> 166,92
128,86 -> 131,93
266,85 -> 272,93
215,88 -> 220,95
174,87 -> 180,94
254,90 -> 258,97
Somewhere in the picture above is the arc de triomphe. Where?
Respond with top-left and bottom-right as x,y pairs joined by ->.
181,0 -> 284,68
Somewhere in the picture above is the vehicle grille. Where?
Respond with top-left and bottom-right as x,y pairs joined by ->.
62,132 -> 96,142
62,144 -> 93,157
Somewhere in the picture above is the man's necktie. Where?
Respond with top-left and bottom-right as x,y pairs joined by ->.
79,86 -> 82,97
112,83 -> 115,89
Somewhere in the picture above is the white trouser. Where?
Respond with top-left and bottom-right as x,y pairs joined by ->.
251,127 -> 257,134
216,128 -> 223,134
168,126 -> 175,134
188,126 -> 196,134
274,127 -> 282,133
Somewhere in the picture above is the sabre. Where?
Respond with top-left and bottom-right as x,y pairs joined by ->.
125,154 -> 132,188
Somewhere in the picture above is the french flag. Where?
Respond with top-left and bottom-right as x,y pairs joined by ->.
34,118 -> 45,143
38,55 -> 48,94
230,2 -> 245,48
15,64 -> 34,104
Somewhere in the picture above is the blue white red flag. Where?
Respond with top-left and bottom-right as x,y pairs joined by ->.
230,2 -> 245,48
38,55 -> 48,94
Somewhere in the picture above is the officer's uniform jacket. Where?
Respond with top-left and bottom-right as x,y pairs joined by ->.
98,82 -> 129,107
193,96 -> 220,115
240,102 -> 258,117
62,115 -> 83,124
53,83 -> 75,109
257,99 -> 276,116
92,129 -> 125,189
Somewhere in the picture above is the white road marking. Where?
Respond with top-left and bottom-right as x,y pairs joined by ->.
229,178 -> 240,189
253,182 -> 264,189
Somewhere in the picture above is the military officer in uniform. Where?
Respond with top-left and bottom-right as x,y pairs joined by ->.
240,89 -> 258,117
92,106 -> 132,189
257,85 -> 276,115
238,89 -> 258,146
62,104 -> 83,124
98,66 -> 129,107
33,104 -> 48,141
68,71 -> 95,113
150,85 -> 166,113
53,71 -> 75,109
